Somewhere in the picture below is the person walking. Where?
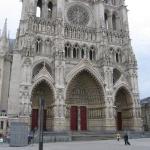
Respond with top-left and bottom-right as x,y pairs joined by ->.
124,133 -> 131,145
116,133 -> 121,141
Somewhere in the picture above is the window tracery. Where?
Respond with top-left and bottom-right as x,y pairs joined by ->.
64,42 -> 96,61
73,44 -> 80,59
67,4 -> 89,26
35,38 -> 42,54
65,42 -> 72,58
89,46 -> 96,61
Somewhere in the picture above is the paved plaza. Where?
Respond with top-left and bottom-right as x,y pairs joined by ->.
0,138 -> 150,150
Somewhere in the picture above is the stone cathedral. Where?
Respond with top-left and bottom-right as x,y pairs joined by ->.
0,0 -> 142,133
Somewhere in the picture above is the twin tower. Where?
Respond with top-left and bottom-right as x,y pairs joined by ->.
0,0 -> 142,132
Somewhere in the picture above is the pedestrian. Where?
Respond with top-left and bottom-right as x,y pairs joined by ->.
116,133 -> 121,141
123,133 -> 131,145
28,134 -> 31,144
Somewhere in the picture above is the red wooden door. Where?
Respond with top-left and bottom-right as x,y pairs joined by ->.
32,109 -> 38,130
70,106 -> 78,131
80,106 -> 87,131
117,112 -> 122,131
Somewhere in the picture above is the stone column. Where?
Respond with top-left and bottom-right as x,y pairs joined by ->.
53,88 -> 66,131
104,100 -> 116,131
108,13 -> 113,30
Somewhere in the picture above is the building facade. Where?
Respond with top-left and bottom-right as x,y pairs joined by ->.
141,97 -> 150,131
0,0 -> 142,133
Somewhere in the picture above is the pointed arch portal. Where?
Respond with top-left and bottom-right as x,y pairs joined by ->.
31,80 -> 54,131
66,70 -> 105,131
114,87 -> 134,131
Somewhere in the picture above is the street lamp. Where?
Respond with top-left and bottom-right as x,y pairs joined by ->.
39,96 -> 45,150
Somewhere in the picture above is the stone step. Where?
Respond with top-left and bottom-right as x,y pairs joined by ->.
31,131 -> 150,143
33,132 -> 72,143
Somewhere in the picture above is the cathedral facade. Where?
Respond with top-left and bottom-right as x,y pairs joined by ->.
0,0 -> 142,133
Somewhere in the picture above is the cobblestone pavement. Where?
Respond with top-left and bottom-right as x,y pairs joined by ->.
0,138 -> 150,150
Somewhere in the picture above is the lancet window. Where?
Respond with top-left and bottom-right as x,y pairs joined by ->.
35,38 -> 42,54
36,0 -> 42,17
48,1 -> 53,18
65,42 -> 72,58
89,46 -> 96,61
73,44 -> 80,59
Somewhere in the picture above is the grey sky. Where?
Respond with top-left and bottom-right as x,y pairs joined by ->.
0,0 -> 149,99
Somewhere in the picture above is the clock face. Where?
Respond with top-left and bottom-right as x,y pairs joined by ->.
67,4 -> 90,26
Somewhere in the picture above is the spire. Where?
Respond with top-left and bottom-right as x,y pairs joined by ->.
1,19 -> 7,40
0,19 -> 9,53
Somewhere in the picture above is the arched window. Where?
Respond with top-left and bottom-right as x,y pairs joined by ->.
65,46 -> 68,58
81,45 -> 88,59
89,46 -> 96,61
116,49 -> 121,63
116,53 -> 119,63
73,48 -> 77,58
48,2 -> 53,18
65,42 -> 71,58
89,50 -> 93,60
73,44 -> 80,59
93,50 -> 96,60
81,49 -> 84,58
104,12 -> 109,29
112,14 -> 117,30
36,0 -> 42,17
35,38 -> 42,54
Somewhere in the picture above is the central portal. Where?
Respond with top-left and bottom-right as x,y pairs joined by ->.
70,106 -> 87,131
66,70 -> 105,131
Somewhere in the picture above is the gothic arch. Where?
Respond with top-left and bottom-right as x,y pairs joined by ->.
34,36 -> 43,54
32,59 -> 52,71
65,62 -> 106,131
30,78 -> 55,130
65,62 -> 106,100
113,84 -> 134,105
81,44 -> 89,59
31,77 -> 55,100
89,45 -> 96,60
113,85 -> 134,131
32,61 -> 52,79
73,43 -> 80,59
65,42 -> 72,58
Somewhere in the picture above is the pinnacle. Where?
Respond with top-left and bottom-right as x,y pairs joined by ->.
1,18 -> 7,40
